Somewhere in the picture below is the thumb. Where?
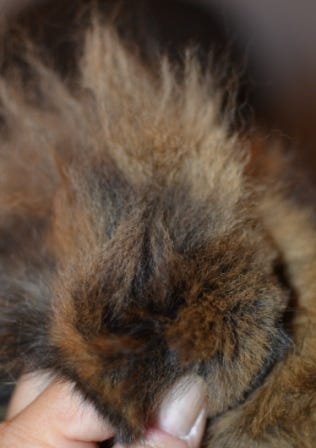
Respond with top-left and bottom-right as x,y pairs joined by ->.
0,379 -> 114,448
115,375 -> 208,448
157,375 -> 208,448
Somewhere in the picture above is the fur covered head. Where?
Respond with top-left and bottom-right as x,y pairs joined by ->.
0,20 -> 290,444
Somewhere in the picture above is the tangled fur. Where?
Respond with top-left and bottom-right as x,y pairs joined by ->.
0,5 -> 316,447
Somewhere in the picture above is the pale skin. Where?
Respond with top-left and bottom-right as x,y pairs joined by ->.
0,374 -> 207,448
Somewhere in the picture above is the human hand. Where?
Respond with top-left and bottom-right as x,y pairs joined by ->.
0,374 -> 207,448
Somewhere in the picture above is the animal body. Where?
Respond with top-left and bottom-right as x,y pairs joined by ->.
0,2 -> 316,447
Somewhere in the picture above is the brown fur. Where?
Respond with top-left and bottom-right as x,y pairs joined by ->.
0,4 -> 315,447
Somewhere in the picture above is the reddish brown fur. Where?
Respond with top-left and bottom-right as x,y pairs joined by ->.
0,4 -> 315,447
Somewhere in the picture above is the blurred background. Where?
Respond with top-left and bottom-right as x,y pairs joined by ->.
1,0 -> 316,419
2,0 -> 316,173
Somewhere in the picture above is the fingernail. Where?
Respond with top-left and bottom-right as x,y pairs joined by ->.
158,375 -> 207,445
182,406 -> 207,448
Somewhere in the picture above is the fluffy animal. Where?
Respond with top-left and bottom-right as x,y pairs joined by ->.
0,2 -> 316,447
